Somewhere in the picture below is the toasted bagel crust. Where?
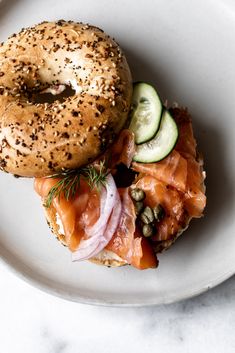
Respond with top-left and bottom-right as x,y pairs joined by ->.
0,21 -> 132,177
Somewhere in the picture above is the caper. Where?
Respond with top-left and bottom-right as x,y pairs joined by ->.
140,206 -> 154,224
140,213 -> 150,224
153,204 -> 165,222
142,224 -> 154,237
130,188 -> 146,202
134,201 -> 144,215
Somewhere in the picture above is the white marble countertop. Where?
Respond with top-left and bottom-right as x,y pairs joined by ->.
0,262 -> 234,353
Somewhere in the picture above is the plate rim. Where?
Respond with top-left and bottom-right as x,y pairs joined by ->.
1,0 -> 235,307
1,253 -> 234,306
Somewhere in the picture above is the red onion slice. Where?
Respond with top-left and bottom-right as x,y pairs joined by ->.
102,191 -> 122,244
72,177 -> 122,262
85,174 -> 117,238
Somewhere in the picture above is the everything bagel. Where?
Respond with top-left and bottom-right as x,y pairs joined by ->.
0,20 -> 132,177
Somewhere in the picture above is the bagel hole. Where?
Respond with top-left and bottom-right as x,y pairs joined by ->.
31,85 -> 76,104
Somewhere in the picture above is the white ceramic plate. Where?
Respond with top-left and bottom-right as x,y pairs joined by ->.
0,0 -> 235,306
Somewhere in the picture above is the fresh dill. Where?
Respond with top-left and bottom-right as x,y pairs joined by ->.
44,161 -> 107,208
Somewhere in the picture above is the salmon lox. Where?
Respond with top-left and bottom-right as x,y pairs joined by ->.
34,177 -> 100,251
131,107 -> 206,244
106,188 -> 158,269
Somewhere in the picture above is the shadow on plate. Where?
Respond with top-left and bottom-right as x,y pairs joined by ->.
0,0 -> 19,21
124,47 -> 172,100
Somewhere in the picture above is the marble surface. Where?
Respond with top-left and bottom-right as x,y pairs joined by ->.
0,262 -> 235,353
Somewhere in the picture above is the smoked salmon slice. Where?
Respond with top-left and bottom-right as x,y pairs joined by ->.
172,107 -> 197,158
106,188 -> 158,269
97,129 -> 135,170
135,176 -> 186,242
173,107 -> 206,217
34,177 -> 100,251
132,150 -> 187,192
183,154 -> 206,217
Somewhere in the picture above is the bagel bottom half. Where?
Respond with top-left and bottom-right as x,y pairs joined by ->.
41,190 -> 203,268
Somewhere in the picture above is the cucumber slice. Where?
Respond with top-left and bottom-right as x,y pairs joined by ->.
129,83 -> 162,144
133,109 -> 178,163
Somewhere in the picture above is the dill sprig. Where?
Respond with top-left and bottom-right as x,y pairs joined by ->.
44,161 -> 107,208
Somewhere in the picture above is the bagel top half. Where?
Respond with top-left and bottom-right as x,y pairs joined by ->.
0,20 -> 132,177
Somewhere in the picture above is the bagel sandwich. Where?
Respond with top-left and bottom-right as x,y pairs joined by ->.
0,21 -> 206,270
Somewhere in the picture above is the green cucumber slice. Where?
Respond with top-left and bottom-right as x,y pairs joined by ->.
133,109 -> 178,163
129,83 -> 162,144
